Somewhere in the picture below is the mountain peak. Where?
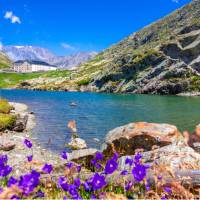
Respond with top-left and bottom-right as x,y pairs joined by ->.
2,45 -> 97,69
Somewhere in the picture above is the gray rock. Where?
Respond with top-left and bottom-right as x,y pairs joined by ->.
118,143 -> 200,171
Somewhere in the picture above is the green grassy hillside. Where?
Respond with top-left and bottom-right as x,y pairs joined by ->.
0,70 -> 71,88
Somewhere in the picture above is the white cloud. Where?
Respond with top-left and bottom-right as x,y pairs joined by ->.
4,11 -> 21,24
172,0 -> 179,3
61,43 -> 76,51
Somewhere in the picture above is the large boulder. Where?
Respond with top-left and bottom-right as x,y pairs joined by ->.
102,122 -> 183,157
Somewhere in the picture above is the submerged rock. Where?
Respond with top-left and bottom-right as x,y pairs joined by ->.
102,122 -> 183,157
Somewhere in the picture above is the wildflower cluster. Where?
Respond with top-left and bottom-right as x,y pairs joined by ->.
0,138 -> 174,199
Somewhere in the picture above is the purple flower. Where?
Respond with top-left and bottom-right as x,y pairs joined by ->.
134,153 -> 142,162
19,170 -> 40,196
158,175 -> 162,180
11,195 -> 20,200
95,163 -> 102,170
0,165 -> 12,177
91,159 -> 96,165
27,155 -> 33,162
105,159 -> 118,174
42,163 -> 53,174
0,155 -> 8,166
63,196 -> 67,200
164,186 -> 172,194
76,165 -> 81,172
0,155 -> 12,177
91,173 -> 106,191
125,181 -> 133,191
83,181 -> 90,191
132,164 -> 147,182
91,194 -> 97,199
61,151 -> 68,160
7,176 -> 18,187
161,195 -> 167,200
120,170 -> 128,175
24,139 -> 32,148
112,152 -> 119,160
58,176 -> 68,192
68,184 -> 79,199
95,152 -> 103,161
74,178 -> 81,188
145,180 -> 150,191
34,190 -> 44,198
125,157 -> 133,166
66,162 -> 73,169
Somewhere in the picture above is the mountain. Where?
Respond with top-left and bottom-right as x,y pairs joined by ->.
2,46 -> 97,69
17,0 -> 200,95
48,52 -> 97,69
0,52 -> 11,69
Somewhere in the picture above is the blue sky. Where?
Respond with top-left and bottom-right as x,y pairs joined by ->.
0,0 -> 191,55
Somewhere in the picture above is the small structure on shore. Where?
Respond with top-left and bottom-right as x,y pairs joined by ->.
13,60 -> 57,73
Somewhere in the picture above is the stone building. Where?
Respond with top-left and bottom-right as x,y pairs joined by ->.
13,60 -> 57,73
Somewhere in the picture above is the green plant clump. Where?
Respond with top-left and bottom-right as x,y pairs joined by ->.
76,78 -> 91,86
0,113 -> 17,131
0,99 -> 14,114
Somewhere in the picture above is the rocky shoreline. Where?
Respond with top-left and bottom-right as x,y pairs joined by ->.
0,102 -> 67,176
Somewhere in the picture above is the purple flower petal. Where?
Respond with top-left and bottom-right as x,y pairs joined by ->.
76,165 -> 81,172
24,139 -> 32,148
42,164 -> 53,174
27,155 -> 33,162
35,190 -> 44,198
105,159 -> 118,174
95,152 -> 103,161
120,170 -> 128,175
91,173 -> 106,191
132,164 -> 147,182
61,151 -> 68,160
74,178 -> 81,188
164,186 -> 172,194
66,162 -> 73,169
125,157 -> 133,166
7,176 -> 18,187
58,176 -> 68,192
11,195 -> 20,200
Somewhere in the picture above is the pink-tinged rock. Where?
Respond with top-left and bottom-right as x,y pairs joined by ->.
102,122 -> 183,157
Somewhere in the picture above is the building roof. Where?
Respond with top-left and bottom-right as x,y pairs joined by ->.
14,60 -> 57,67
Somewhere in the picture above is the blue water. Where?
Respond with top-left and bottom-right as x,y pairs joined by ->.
1,89 -> 200,152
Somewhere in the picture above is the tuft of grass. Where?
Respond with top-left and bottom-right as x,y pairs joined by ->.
0,99 -> 13,114
0,113 -> 17,131
76,78 -> 91,86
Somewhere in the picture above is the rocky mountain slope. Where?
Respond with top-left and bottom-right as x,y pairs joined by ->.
18,0 -> 200,95
0,52 -> 11,69
2,46 -> 97,69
